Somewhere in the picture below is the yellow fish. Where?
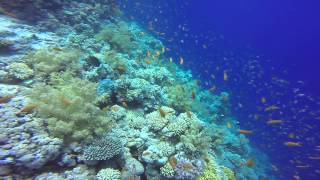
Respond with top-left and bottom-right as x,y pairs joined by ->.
264,105 -> 280,112
267,119 -> 283,125
223,70 -> 228,81
284,141 -> 302,147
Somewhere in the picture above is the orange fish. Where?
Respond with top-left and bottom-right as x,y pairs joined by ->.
284,141 -> 302,147
179,57 -> 184,65
191,91 -> 196,99
155,51 -> 161,57
158,107 -> 166,118
19,104 -> 38,114
144,58 -> 152,65
265,105 -> 280,112
0,95 -> 13,104
226,122 -> 233,129
209,86 -> 216,92
223,70 -> 228,81
293,175 -> 301,180
122,101 -> 128,108
288,133 -> 295,138
186,111 -> 192,118
309,156 -> 320,160
52,47 -> 63,52
238,129 -> 253,135
267,119 -> 283,125
246,159 -> 254,167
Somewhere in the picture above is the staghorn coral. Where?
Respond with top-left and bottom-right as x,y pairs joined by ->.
27,73 -> 112,141
82,136 -> 122,161
96,168 -> 121,180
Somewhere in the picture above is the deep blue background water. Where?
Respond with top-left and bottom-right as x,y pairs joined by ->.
120,0 -> 320,179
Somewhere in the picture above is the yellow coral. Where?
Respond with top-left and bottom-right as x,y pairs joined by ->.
196,155 -> 221,180
223,167 -> 236,180
196,154 -> 236,180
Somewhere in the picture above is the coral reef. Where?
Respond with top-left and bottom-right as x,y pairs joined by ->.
0,1 -> 271,179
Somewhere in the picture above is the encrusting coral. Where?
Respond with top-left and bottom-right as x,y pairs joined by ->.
0,2 -> 270,179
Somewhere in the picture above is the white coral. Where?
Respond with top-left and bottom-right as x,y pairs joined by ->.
96,168 -> 121,180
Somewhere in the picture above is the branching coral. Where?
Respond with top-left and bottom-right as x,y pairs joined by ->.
82,136 -> 122,161
96,168 -> 121,180
27,73 -> 112,141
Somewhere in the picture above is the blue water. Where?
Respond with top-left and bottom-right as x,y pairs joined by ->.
121,0 -> 320,179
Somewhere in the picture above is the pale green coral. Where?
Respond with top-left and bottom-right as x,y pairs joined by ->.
26,48 -> 82,78
27,73 -> 112,141
96,168 -> 121,180
223,167 -> 236,180
96,21 -> 137,53
196,155 -> 235,180
8,62 -> 34,80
